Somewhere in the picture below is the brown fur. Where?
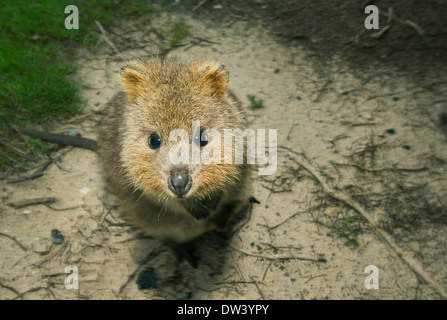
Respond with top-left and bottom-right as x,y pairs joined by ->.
97,57 -> 251,243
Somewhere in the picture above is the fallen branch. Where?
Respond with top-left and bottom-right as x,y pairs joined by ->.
7,158 -> 53,183
45,204 -> 80,211
304,273 -> 327,284
192,0 -> 208,11
283,147 -> 447,299
229,245 -> 326,263
0,281 -> 21,299
0,232 -> 28,251
7,171 -> 44,183
370,25 -> 391,39
13,286 -> 56,300
0,140 -> 35,161
331,161 -> 429,173
33,241 -> 69,267
380,8 -> 425,36
95,20 -> 125,61
7,197 -> 56,209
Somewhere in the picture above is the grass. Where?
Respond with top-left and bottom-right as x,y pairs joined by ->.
247,94 -> 264,110
0,1 -> 85,131
311,204 -> 362,248
151,19 -> 190,48
169,20 -> 190,47
0,0 -> 157,170
336,215 -> 361,248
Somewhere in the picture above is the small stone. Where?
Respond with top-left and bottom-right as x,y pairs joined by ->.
438,112 -> 447,126
79,187 -> 90,195
392,97 -> 399,101
67,129 -> 81,137
385,128 -> 396,135
137,267 -> 157,290
402,145 -> 411,150
51,229 -> 64,245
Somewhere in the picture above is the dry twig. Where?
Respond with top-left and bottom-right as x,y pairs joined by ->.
95,20 -> 125,61
331,161 -> 428,173
380,8 -> 425,36
192,0 -> 208,11
0,140 -> 35,161
0,232 -> 28,251
283,147 -> 447,300
13,286 -> 56,300
0,281 -> 21,299
7,158 -> 54,183
7,197 -> 56,209
229,244 -> 326,263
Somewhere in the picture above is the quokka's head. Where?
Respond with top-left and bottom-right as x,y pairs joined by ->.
118,58 -> 247,201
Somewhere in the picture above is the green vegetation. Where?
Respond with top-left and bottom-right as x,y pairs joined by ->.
317,71 -> 326,79
0,0 -> 154,170
335,215 -> 361,248
150,19 -> 190,48
247,94 -> 264,110
169,20 -> 190,47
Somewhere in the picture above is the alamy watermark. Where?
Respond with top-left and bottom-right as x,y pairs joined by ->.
66,4 -> 381,31
64,5 -> 79,30
364,5 -> 379,30
364,265 -> 379,289
65,265 -> 79,289
167,121 -> 277,176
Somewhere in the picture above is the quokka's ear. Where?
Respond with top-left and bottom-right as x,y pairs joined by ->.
192,61 -> 229,97
120,60 -> 151,103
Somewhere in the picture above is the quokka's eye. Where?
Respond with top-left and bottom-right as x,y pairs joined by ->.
194,130 -> 208,147
148,133 -> 162,150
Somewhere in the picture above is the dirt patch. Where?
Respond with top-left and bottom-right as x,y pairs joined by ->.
186,0 -> 447,78
1,3 -> 446,299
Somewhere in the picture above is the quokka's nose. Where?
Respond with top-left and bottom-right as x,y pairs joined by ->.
168,169 -> 192,198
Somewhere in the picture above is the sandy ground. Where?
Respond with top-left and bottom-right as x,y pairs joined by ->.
1,11 -> 446,300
